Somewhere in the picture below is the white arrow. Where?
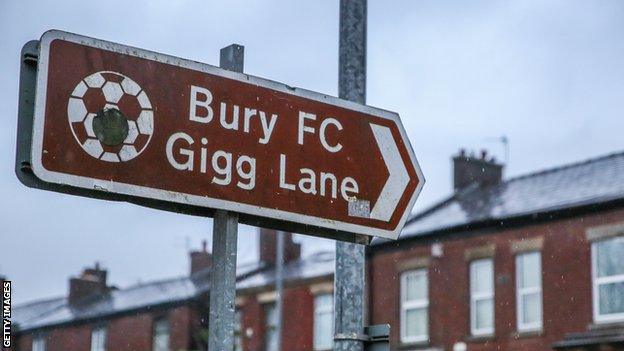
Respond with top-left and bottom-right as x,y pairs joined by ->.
369,123 -> 410,221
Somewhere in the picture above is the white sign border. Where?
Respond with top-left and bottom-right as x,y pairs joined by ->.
31,30 -> 425,240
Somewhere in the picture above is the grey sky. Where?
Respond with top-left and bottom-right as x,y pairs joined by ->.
1,0 -> 623,304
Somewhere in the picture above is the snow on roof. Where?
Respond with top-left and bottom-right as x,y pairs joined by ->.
13,253 -> 333,332
388,150 -> 624,242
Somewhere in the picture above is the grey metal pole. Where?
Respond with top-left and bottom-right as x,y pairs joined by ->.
208,210 -> 239,351
334,1 -> 367,351
275,231 -> 285,351
208,43 -> 244,351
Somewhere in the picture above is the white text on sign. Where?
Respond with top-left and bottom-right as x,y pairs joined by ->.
165,85 -> 360,203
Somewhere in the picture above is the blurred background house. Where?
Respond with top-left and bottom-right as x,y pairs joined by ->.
9,230 -> 335,351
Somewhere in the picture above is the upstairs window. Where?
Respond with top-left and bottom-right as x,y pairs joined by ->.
264,303 -> 278,351
152,317 -> 169,351
234,309 -> 243,351
470,259 -> 494,336
32,335 -> 46,351
400,269 -> 429,343
592,236 -> 624,323
313,293 -> 334,350
516,251 -> 543,331
90,326 -> 107,351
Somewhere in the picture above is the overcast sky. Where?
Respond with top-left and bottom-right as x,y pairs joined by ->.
1,0 -> 623,304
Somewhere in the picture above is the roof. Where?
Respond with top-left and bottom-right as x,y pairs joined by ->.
388,150 -> 624,242
13,274 -> 209,332
12,297 -> 67,328
13,252 -> 333,333
237,251 -> 334,291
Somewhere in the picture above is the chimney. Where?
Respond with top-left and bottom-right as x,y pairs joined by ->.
453,148 -> 503,190
259,228 -> 301,266
68,262 -> 108,305
190,240 -> 212,275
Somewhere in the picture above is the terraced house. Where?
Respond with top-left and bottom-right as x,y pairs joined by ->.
369,150 -> 624,350
9,232 -> 335,351
9,149 -> 624,350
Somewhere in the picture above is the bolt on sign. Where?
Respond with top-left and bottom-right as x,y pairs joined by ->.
17,30 -> 424,241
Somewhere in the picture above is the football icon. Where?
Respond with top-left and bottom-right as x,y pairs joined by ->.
67,71 -> 153,162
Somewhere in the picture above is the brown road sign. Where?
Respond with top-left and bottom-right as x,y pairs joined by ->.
26,30 -> 424,240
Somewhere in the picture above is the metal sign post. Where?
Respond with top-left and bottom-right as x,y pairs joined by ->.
207,44 -> 244,351
335,1 -> 367,350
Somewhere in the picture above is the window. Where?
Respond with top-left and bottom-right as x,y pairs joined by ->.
470,259 -> 494,336
90,326 -> 107,351
234,309 -> 243,351
400,269 -> 429,343
313,293 -> 334,350
592,236 -> 624,323
516,252 -> 543,331
32,335 -> 46,351
264,303 -> 278,351
152,317 -> 169,351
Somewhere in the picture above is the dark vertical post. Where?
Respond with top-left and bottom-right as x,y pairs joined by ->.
335,1 -> 367,351
208,43 -> 244,351
338,0 -> 367,104
275,231 -> 285,351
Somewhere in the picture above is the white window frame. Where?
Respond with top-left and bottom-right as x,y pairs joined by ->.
32,335 -> 46,351
592,237 -> 624,323
313,293 -> 334,350
152,317 -> 170,351
400,269 -> 429,343
516,251 -> 543,332
264,303 -> 278,351
90,326 -> 107,351
234,309 -> 243,351
470,258 -> 494,336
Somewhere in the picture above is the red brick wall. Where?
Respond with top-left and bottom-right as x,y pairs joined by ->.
13,334 -> 31,351
169,306 -> 195,350
11,324 -> 92,351
13,305 -> 196,351
106,313 -> 153,351
281,287 -> 314,350
239,281 -> 325,351
369,207 -> 624,351
47,324 -> 92,351
241,295 -> 263,351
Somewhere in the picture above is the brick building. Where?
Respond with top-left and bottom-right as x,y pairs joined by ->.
10,231 -> 335,351
10,149 -> 624,351
11,256 -> 211,351
236,232 -> 334,351
368,150 -> 624,350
